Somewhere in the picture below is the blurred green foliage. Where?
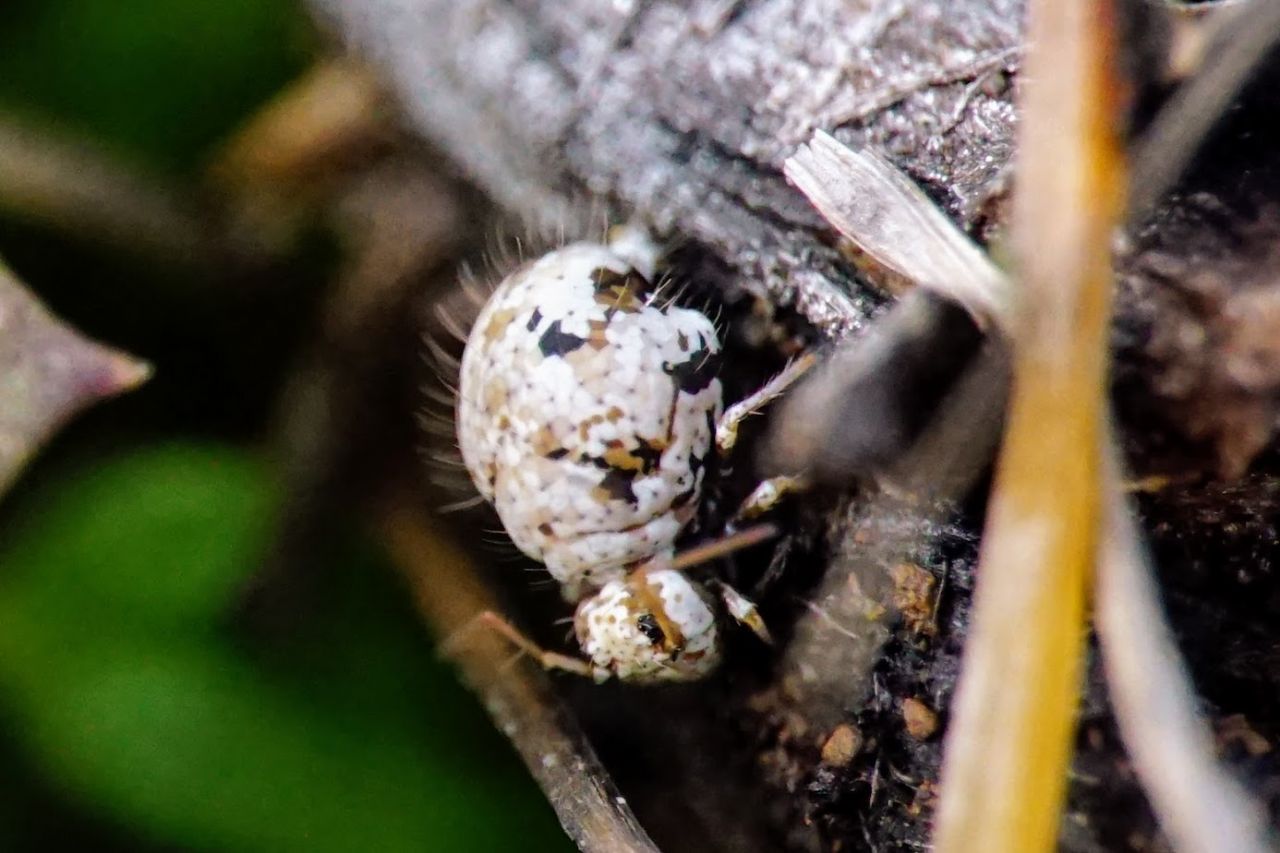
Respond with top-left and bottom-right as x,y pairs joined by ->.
0,0 -> 310,172
0,445 -> 563,851
0,0 -> 571,850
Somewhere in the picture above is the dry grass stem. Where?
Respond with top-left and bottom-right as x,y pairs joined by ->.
377,498 -> 660,853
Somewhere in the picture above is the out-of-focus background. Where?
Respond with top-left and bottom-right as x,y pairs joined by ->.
0,1 -> 568,849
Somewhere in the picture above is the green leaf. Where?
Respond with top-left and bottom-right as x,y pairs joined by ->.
0,444 -> 567,852
0,0 -> 310,173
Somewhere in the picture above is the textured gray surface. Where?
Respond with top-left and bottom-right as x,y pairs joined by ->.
309,0 -> 1021,337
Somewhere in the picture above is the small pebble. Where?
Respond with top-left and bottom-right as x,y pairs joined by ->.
902,697 -> 939,740
821,723 -> 864,766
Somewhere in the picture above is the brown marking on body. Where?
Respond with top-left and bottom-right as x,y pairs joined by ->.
613,518 -> 653,536
577,413 -> 607,441
531,425 -> 561,457
591,267 -> 650,315
597,435 -> 666,476
587,318 -> 610,351
483,378 -> 509,412
602,446 -> 644,472
483,307 -> 519,341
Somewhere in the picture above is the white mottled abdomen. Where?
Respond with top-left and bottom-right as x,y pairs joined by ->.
457,242 -> 723,598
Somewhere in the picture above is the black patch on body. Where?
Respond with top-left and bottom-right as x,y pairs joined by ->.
664,337 -> 719,395
688,449 -> 706,480
632,439 -> 666,474
589,438 -> 666,504
526,307 -> 543,332
596,466 -> 639,503
538,320 -> 588,357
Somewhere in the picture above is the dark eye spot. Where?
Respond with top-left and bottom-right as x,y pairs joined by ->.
636,614 -> 664,645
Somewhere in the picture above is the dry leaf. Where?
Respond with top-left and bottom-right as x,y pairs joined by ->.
0,261 -> 150,496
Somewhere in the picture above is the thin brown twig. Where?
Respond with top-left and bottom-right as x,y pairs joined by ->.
376,497 -> 661,853
933,0 -> 1124,846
